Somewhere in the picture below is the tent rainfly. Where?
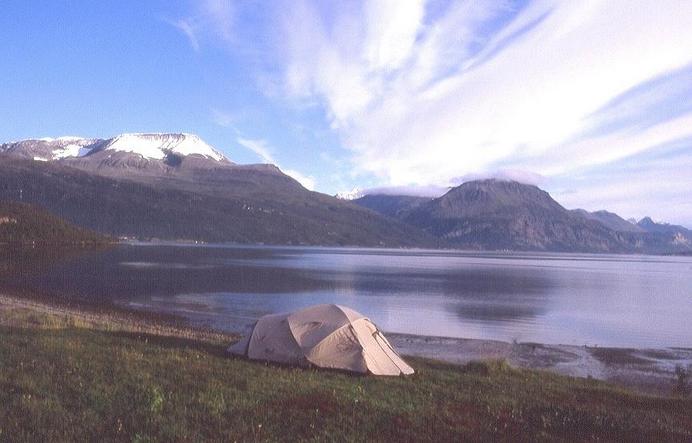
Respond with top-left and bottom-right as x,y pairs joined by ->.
228,304 -> 414,376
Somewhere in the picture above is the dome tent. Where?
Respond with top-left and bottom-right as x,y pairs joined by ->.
228,304 -> 414,376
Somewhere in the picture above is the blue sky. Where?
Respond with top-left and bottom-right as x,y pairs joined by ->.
2,1 -> 692,226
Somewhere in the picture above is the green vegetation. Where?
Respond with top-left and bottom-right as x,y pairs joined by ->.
0,201 -> 109,245
0,159 -> 433,247
0,302 -> 690,442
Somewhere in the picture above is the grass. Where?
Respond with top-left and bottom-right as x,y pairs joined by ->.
0,303 -> 690,442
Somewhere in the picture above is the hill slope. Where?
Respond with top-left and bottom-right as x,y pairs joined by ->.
0,201 -> 107,244
0,133 -> 436,247
0,157 -> 433,247
4,134 -> 689,252
571,209 -> 644,233
401,180 -> 633,252
637,216 -> 692,236
354,180 -> 692,253
353,194 -> 432,220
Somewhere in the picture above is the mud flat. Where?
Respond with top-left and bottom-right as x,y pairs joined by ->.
390,333 -> 692,396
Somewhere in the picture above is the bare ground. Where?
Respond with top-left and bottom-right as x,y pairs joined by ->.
390,333 -> 692,396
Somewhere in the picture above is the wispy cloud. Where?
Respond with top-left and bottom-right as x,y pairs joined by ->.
167,0 -> 237,52
199,0 -> 235,44
211,108 -> 236,128
232,1 -> 688,183
192,0 -> 692,222
236,137 -> 275,163
551,139 -> 692,225
356,184 -> 448,198
168,18 -> 200,52
283,169 -> 316,191
236,136 -> 315,190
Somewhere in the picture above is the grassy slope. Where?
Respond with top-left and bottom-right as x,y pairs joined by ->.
0,201 -> 109,244
0,304 -> 690,442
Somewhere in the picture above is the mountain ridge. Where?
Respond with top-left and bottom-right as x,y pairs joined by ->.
0,133 -> 229,163
2,134 -> 689,253
0,154 -> 435,247
355,179 -> 691,253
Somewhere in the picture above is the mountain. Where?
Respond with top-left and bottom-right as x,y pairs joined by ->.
0,134 -> 434,247
637,217 -> 691,235
571,209 -> 644,233
1,133 -> 226,163
335,188 -> 364,200
353,180 -> 692,253
353,194 -> 431,219
0,201 -> 108,244
636,217 -> 692,251
3,134 -> 689,253
398,179 -> 638,252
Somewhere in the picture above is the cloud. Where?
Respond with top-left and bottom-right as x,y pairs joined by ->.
236,137 -> 315,190
211,109 -> 236,128
167,18 -> 200,52
284,169 -> 316,191
363,0 -> 426,71
344,169 -> 544,198
356,184 -> 448,198
194,1 -> 692,222
453,169 -> 546,186
168,0 -> 237,52
236,137 -> 276,163
238,1 -> 692,186
200,0 -> 235,43
550,140 -> 692,226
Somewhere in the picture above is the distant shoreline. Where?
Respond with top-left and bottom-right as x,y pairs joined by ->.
120,239 -> 692,257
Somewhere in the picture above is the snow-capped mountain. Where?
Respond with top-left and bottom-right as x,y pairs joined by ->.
100,133 -> 226,161
0,133 -> 229,163
0,136 -> 98,162
335,187 -> 364,200
0,136 -> 432,247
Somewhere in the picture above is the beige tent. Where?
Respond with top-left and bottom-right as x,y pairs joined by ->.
228,304 -> 414,376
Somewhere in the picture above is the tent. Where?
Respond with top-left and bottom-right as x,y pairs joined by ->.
228,304 -> 414,376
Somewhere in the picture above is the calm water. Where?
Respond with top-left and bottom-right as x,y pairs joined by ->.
5,243 -> 692,348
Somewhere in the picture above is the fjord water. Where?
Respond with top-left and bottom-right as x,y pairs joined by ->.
9,244 -> 692,348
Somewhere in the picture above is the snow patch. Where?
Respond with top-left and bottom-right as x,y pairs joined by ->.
33,156 -> 49,162
52,144 -> 93,159
335,188 -> 364,200
673,233 -> 690,245
38,136 -> 82,142
105,134 -> 167,160
4,133 -> 229,162
104,133 -> 226,161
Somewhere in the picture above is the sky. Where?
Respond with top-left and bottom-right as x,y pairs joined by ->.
2,0 -> 692,226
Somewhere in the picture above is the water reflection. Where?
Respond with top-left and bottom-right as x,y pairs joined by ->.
2,244 -> 691,347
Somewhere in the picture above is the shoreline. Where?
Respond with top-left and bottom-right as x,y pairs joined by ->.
2,292 -> 690,397
389,333 -> 692,396
0,293 -> 235,345
124,239 -> 692,257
